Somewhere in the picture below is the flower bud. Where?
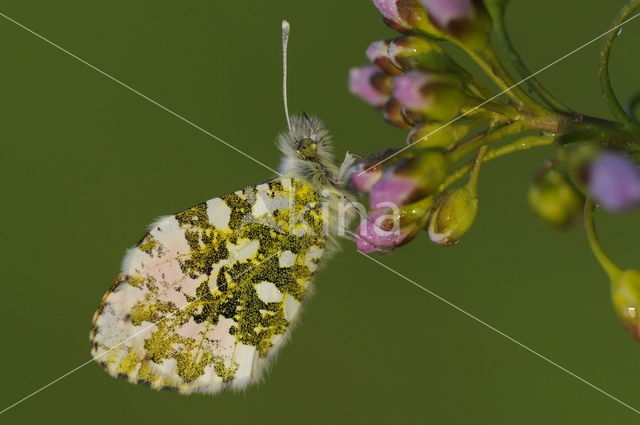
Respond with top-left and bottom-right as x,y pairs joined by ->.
563,141 -> 597,184
611,270 -> 640,341
427,185 -> 478,246
369,149 -> 450,208
371,0 -> 416,32
528,167 -> 584,229
420,0 -> 491,45
371,0 -> 445,37
348,65 -> 392,107
349,148 -> 403,193
393,71 -> 467,122
388,35 -> 452,72
355,208 -> 407,252
366,40 -> 402,75
383,98 -> 414,129
356,198 -> 431,252
588,151 -> 640,212
407,120 -> 471,148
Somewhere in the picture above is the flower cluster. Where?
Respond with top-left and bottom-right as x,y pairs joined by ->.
348,0 -> 501,251
348,0 -> 640,341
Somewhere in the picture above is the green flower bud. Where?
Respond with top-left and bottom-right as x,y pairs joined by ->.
388,35 -> 453,72
428,185 -> 478,246
528,167 -> 584,229
611,270 -> 640,341
564,142 -> 599,187
407,120 -> 472,149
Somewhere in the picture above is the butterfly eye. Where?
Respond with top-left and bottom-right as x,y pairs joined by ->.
297,138 -> 318,160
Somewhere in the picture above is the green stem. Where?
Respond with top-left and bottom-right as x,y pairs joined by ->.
583,199 -> 622,281
599,0 -> 640,129
462,46 -> 524,104
441,134 -> 555,190
554,113 -> 640,152
486,0 -> 570,112
467,146 -> 488,192
449,120 -> 525,161
464,95 -> 519,120
467,79 -> 495,100
462,45 -> 549,117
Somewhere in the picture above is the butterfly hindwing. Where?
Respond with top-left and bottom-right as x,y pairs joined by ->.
90,177 -> 327,394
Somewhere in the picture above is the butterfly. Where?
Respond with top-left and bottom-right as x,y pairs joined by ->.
90,21 -> 357,394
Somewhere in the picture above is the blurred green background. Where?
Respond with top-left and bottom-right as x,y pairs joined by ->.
1,0 -> 640,423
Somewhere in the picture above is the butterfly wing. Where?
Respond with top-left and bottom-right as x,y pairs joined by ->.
90,177 -> 327,394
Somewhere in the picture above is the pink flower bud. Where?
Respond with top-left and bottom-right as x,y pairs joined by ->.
371,0 -> 412,31
588,151 -> 640,212
366,40 -> 402,75
393,71 -> 466,121
349,148 -> 403,193
421,0 -> 475,29
355,206 -> 424,252
369,173 -> 419,208
369,149 -> 450,207
348,66 -> 392,107
371,0 -> 439,35
420,0 -> 491,41
394,72 -> 429,110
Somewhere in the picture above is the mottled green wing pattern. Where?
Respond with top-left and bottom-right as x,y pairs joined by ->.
90,177 -> 327,394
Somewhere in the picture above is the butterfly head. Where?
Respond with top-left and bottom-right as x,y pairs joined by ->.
296,138 -> 318,161
277,114 -> 339,185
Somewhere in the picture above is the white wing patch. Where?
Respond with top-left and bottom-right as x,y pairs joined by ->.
206,198 -> 231,230
90,178 -> 327,394
278,250 -> 297,267
255,282 -> 284,303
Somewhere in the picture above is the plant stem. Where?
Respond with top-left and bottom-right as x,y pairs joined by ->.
485,0 -> 570,112
583,199 -> 622,281
464,96 -> 519,120
441,134 -> 555,191
462,45 -> 550,118
468,146 -> 488,192
449,121 -> 525,161
599,0 -> 640,129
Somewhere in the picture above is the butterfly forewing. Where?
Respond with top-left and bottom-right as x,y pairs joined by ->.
90,177 -> 326,394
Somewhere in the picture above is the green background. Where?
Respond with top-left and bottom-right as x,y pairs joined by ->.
1,0 -> 640,423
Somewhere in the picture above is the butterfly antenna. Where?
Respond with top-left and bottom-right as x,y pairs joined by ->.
281,20 -> 296,140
